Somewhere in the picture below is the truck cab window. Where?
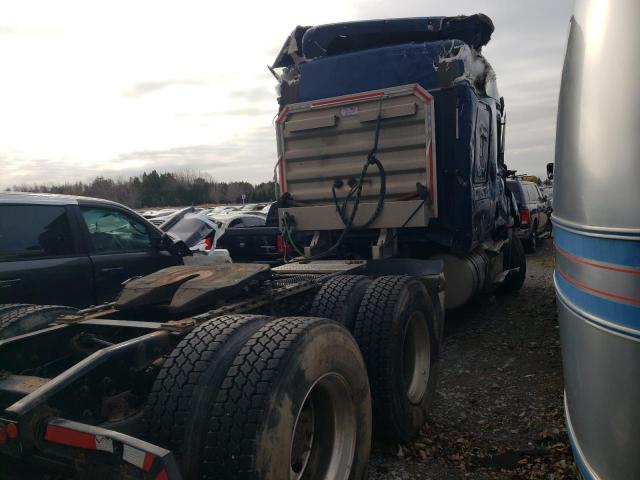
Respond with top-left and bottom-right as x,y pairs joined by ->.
81,207 -> 152,253
0,205 -> 75,259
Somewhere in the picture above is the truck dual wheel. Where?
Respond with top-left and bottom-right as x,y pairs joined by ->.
353,276 -> 438,443
145,315 -> 371,480
206,316 -> 371,480
0,304 -> 77,339
498,235 -> 527,294
308,275 -> 372,330
143,314 -> 272,478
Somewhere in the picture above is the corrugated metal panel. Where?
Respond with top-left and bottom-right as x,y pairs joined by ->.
276,84 -> 437,231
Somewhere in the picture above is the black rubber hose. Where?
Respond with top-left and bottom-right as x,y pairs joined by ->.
332,109 -> 387,230
284,105 -> 387,262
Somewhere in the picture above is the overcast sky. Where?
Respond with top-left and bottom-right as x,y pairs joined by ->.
0,0 -> 574,189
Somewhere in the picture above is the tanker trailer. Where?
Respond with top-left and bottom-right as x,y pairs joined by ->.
554,0 -> 640,478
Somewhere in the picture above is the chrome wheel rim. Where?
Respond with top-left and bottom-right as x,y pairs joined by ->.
403,311 -> 431,404
290,373 -> 357,480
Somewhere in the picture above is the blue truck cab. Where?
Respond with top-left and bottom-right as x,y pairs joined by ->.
272,14 -> 522,307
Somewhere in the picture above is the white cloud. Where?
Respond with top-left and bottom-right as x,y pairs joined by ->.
0,0 -> 573,188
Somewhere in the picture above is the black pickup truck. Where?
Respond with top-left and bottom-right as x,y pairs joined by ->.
214,205 -> 317,264
0,192 -> 186,308
215,205 -> 283,264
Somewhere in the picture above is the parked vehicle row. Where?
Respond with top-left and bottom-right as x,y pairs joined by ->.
157,205 -> 291,265
141,202 -> 272,226
0,193 -> 298,319
141,203 -> 281,263
507,179 -> 550,253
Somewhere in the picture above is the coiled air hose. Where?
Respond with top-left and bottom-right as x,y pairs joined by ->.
283,108 -> 387,261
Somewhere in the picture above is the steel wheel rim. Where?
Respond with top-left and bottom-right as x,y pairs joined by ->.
290,372 -> 357,480
403,311 -> 431,404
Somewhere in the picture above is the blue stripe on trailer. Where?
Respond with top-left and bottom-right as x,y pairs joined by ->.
553,224 -> 640,267
555,272 -> 640,337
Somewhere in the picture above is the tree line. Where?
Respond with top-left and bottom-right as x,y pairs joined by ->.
10,170 -> 276,208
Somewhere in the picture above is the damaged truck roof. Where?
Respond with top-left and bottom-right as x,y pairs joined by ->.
272,14 -> 494,68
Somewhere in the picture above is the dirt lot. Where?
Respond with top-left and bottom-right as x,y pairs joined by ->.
369,240 -> 579,479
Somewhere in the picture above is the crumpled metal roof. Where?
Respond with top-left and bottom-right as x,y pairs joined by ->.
272,14 -> 494,68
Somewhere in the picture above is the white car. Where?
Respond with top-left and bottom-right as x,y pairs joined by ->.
160,207 -> 232,263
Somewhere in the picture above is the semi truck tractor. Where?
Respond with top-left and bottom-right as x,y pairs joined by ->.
272,14 -> 525,308
0,14 -> 524,479
554,0 -> 640,478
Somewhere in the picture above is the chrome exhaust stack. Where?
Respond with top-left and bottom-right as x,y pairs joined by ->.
554,0 -> 640,478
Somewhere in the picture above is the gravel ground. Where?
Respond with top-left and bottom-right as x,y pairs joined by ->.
368,240 -> 578,479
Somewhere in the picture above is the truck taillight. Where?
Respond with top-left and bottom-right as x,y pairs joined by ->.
519,207 -> 531,225
204,236 -> 213,251
0,421 -> 18,444
276,233 -> 292,254
6,422 -> 17,439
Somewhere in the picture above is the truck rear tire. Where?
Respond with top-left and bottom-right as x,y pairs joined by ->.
353,276 -> 439,443
498,235 -> 527,294
205,316 -> 372,480
143,314 -> 272,478
308,275 -> 371,330
0,304 -> 77,339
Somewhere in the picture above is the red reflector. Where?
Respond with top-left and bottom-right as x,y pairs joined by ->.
6,423 -> 18,439
143,452 -> 155,472
276,233 -> 293,254
0,425 -> 6,444
276,233 -> 285,254
155,469 -> 169,480
519,207 -> 531,225
204,236 -> 213,250
45,425 -> 96,450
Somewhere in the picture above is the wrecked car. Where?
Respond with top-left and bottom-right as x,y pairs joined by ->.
157,206 -> 232,263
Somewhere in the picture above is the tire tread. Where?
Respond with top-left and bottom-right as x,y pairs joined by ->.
353,275 -> 412,435
0,304 -> 76,337
144,314 -> 270,464
308,275 -> 370,330
204,316 -> 327,479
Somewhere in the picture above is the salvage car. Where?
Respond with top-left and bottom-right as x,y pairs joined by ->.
507,179 -> 549,252
0,192 -> 189,311
157,207 -> 232,262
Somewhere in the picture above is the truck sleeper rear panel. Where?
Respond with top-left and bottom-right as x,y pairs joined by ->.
277,84 -> 438,231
